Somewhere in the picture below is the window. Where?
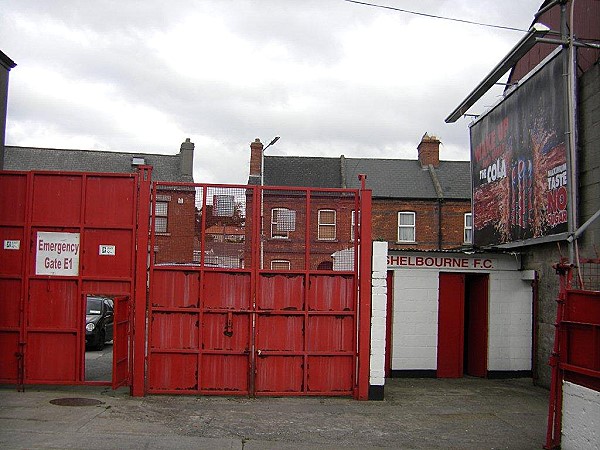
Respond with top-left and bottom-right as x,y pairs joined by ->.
351,210 -> 356,241
155,201 -> 168,233
271,260 -> 291,270
318,209 -> 336,240
397,212 -> 415,242
464,213 -> 473,244
271,208 -> 289,239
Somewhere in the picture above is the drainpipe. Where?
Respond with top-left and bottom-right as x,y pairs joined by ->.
427,165 -> 444,250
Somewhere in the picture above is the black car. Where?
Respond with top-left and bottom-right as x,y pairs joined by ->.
85,296 -> 114,350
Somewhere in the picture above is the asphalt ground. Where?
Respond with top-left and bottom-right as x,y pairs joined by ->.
0,377 -> 549,449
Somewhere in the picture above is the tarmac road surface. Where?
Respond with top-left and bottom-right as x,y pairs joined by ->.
0,377 -> 548,449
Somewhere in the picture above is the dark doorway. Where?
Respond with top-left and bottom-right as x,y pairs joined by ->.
437,273 -> 489,378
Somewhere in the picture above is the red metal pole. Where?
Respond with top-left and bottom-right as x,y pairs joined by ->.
544,259 -> 571,449
132,166 -> 152,396
357,174 -> 372,400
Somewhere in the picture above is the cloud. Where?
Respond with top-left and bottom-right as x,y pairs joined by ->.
1,0 -> 544,184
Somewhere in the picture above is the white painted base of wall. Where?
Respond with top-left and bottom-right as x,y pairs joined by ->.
562,381 -> 600,450
369,241 -> 388,390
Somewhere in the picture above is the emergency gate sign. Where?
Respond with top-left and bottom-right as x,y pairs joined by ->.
36,231 -> 80,276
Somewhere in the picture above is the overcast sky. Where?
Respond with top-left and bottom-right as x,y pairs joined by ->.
2,0 -> 544,184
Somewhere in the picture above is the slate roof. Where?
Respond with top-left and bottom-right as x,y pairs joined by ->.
3,146 -> 193,182
263,155 -> 471,200
264,156 -> 342,188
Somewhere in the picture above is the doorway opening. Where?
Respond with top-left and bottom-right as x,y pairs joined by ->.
437,273 -> 489,378
84,295 -> 114,382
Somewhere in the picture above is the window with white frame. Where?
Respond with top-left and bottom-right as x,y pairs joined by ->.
271,208 -> 289,239
464,213 -> 473,244
155,201 -> 168,233
271,260 -> 291,270
318,209 -> 336,240
351,210 -> 356,241
397,211 -> 415,242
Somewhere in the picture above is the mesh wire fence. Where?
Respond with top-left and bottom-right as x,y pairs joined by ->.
573,259 -> 600,291
151,183 -> 360,271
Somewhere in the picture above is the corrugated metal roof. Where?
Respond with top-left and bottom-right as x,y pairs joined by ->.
3,146 -> 193,182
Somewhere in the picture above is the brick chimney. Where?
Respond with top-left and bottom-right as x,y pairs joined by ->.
248,138 -> 264,185
417,133 -> 440,168
179,138 -> 194,178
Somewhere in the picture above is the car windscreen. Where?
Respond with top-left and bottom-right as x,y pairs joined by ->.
86,298 -> 103,315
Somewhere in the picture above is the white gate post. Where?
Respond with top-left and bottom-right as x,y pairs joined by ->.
369,241 -> 388,400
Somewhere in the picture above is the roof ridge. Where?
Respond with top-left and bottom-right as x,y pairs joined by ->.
6,145 -> 178,158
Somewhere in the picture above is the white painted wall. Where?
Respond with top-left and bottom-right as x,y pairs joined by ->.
389,252 -> 532,373
369,241 -> 387,387
391,269 -> 439,370
487,271 -> 532,371
562,381 -> 600,450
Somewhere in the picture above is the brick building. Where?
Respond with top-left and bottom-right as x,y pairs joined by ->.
248,133 -> 472,263
3,139 -> 196,264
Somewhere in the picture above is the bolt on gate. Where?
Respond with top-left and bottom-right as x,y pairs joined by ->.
146,181 -> 372,398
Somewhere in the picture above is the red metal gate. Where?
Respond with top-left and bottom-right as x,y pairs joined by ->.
0,170 -> 146,387
146,182 -> 371,397
112,295 -> 131,389
546,259 -> 600,449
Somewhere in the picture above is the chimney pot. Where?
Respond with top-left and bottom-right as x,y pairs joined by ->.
417,133 -> 440,168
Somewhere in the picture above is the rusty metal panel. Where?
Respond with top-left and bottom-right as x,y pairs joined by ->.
200,355 -> 248,392
258,274 -> 304,310
307,356 -> 353,393
26,332 -> 77,382
82,280 -> 131,295
0,279 -> 20,328
256,315 -> 303,351
307,316 -> 354,352
148,182 -> 365,397
0,171 -> 141,390
308,275 -> 354,311
150,313 -> 199,349
0,227 -> 24,275
150,270 -> 199,308
148,353 -> 198,391
255,356 -> 303,393
203,272 -> 251,310
0,332 -> 19,382
82,229 -> 133,278
84,176 -> 136,227
28,280 -> 78,328
202,313 -> 249,351
0,173 -> 27,224
31,174 -> 82,224
113,296 -> 130,389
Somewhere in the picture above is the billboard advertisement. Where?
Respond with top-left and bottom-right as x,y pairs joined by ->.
470,52 -> 567,247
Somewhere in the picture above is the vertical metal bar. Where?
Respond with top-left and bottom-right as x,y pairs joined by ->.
18,172 -> 34,391
304,189 -> 311,393
545,259 -> 571,449
250,185 -> 261,396
132,166 -> 152,397
357,175 -> 372,400
199,185 -> 208,393
78,174 -> 87,384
